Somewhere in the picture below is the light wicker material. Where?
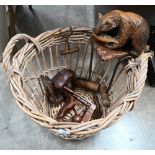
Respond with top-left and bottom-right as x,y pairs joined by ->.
2,26 -> 152,140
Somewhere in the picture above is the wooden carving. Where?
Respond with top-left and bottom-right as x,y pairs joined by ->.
41,69 -> 97,123
93,10 -> 150,55
96,45 -> 128,61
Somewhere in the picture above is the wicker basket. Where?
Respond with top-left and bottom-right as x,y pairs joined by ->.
2,26 -> 152,140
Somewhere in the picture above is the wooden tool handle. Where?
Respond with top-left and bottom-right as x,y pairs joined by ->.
64,86 -> 93,106
81,103 -> 96,123
73,78 -> 99,92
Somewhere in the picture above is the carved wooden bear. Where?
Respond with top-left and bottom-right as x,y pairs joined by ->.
94,10 -> 150,55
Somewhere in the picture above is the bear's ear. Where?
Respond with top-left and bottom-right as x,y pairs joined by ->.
114,10 -> 121,14
98,13 -> 102,19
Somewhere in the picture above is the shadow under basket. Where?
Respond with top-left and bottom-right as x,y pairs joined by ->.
2,26 -> 152,140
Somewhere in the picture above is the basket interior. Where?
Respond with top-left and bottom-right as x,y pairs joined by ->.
20,38 -> 128,122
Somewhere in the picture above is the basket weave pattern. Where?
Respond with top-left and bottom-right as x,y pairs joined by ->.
2,26 -> 152,139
